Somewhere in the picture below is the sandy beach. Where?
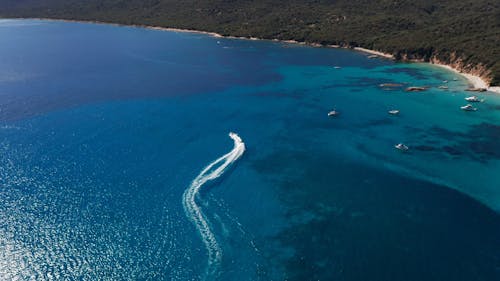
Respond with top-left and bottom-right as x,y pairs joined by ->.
353,47 -> 394,59
430,63 -> 498,92
351,47 -> 498,93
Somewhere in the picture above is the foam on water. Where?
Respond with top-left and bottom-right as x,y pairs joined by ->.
182,132 -> 245,279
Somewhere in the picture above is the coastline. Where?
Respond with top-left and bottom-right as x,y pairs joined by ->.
431,64 -> 500,94
3,17 -> 498,93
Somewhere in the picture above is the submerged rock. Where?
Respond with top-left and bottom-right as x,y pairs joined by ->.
405,86 -> 427,92
465,87 -> 487,92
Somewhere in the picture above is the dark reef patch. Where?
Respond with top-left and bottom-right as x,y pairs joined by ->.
381,67 -> 429,81
404,123 -> 500,162
251,149 -> 500,281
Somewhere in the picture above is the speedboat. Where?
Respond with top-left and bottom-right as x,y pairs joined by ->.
460,104 -> 477,111
333,66 -> 341,69
388,110 -> 400,115
465,96 -> 482,102
443,80 -> 448,83
438,85 -> 449,90
328,110 -> 340,117
394,143 -> 409,151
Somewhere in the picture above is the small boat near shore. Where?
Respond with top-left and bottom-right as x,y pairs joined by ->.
388,110 -> 400,115
465,96 -> 483,102
438,85 -> 449,90
395,143 -> 409,151
460,104 -> 477,111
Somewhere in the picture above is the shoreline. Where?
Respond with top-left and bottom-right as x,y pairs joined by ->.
429,63 -> 500,94
3,17 -> 498,93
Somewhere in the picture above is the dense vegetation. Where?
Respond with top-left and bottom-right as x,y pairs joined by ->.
1,0 -> 499,85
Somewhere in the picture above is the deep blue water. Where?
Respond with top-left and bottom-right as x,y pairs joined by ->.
0,19 -> 499,280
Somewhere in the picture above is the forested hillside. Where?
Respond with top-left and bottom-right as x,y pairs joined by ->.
1,0 -> 498,85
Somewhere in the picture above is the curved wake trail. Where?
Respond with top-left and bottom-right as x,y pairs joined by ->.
182,132 -> 245,279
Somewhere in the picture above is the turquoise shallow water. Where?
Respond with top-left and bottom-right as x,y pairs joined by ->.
0,19 -> 499,280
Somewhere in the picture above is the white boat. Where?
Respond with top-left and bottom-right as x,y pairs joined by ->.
333,66 -> 341,69
388,110 -> 400,115
328,110 -> 340,117
465,96 -> 482,102
443,80 -> 448,83
460,104 -> 477,111
394,143 -> 409,151
438,85 -> 449,90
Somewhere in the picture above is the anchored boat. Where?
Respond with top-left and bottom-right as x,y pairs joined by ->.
328,110 -> 340,117
465,96 -> 483,102
460,104 -> 477,111
395,143 -> 409,151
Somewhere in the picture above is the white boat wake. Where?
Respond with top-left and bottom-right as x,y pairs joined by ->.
182,132 -> 245,279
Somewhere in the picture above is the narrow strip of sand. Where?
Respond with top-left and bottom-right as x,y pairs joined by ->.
353,47 -> 394,59
431,64 -> 499,94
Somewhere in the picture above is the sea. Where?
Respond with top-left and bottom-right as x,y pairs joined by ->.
0,19 -> 499,281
